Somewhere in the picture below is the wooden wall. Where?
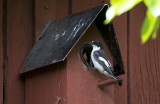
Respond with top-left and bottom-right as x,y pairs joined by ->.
0,0 -> 159,104
0,0 -> 3,104
129,3 -> 160,104
5,0 -> 34,104
25,0 -> 68,104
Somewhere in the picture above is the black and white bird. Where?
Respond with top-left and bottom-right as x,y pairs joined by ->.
90,41 -> 122,86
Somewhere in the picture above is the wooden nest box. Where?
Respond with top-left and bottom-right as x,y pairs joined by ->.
22,4 -> 125,104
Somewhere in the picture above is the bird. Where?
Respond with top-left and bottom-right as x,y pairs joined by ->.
90,40 -> 122,86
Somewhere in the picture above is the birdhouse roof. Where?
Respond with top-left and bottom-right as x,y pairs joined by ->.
22,4 -> 125,74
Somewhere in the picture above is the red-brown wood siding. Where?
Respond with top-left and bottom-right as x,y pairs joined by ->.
25,62 -> 67,104
25,0 -> 68,104
129,3 -> 160,104
0,0 -> 3,103
5,0 -> 34,104
113,10 -> 128,104
0,0 -> 160,104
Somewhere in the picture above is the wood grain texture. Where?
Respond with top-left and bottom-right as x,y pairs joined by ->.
129,3 -> 160,104
0,0 -> 3,103
25,0 -> 68,104
6,0 -> 34,104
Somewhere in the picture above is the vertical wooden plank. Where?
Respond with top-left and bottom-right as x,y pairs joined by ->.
0,0 -> 3,103
6,0 -> 34,104
25,0 -> 68,104
71,1 -> 127,104
113,11 -> 128,104
129,3 -> 160,104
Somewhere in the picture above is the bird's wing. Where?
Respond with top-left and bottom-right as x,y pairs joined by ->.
93,50 -> 114,75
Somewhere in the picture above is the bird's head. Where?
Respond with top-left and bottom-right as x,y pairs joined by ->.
91,41 -> 103,49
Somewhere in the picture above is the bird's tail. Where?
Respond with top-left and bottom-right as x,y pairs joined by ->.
103,71 -> 123,86
114,76 -> 123,86
105,72 -> 123,86
111,75 -> 123,86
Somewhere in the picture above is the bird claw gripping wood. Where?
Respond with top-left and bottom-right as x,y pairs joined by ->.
55,96 -> 61,104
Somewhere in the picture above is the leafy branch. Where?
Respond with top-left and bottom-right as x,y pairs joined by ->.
104,0 -> 160,44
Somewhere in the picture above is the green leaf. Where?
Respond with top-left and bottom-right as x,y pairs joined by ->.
143,0 -> 160,17
152,17 -> 160,39
105,0 -> 142,24
104,5 -> 118,24
141,10 -> 158,44
116,0 -> 142,16
110,0 -> 120,5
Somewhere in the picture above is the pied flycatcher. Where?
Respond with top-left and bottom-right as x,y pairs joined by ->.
90,41 -> 122,86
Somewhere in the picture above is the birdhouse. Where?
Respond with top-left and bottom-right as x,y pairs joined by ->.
22,4 -> 125,104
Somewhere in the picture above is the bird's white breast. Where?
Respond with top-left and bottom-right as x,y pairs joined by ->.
91,46 -> 104,73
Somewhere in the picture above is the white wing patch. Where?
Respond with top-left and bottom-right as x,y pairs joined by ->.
99,57 -> 110,67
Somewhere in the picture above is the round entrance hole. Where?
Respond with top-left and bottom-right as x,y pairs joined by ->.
80,42 -> 95,69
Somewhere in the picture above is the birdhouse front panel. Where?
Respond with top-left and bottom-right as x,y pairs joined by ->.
67,23 -> 115,104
